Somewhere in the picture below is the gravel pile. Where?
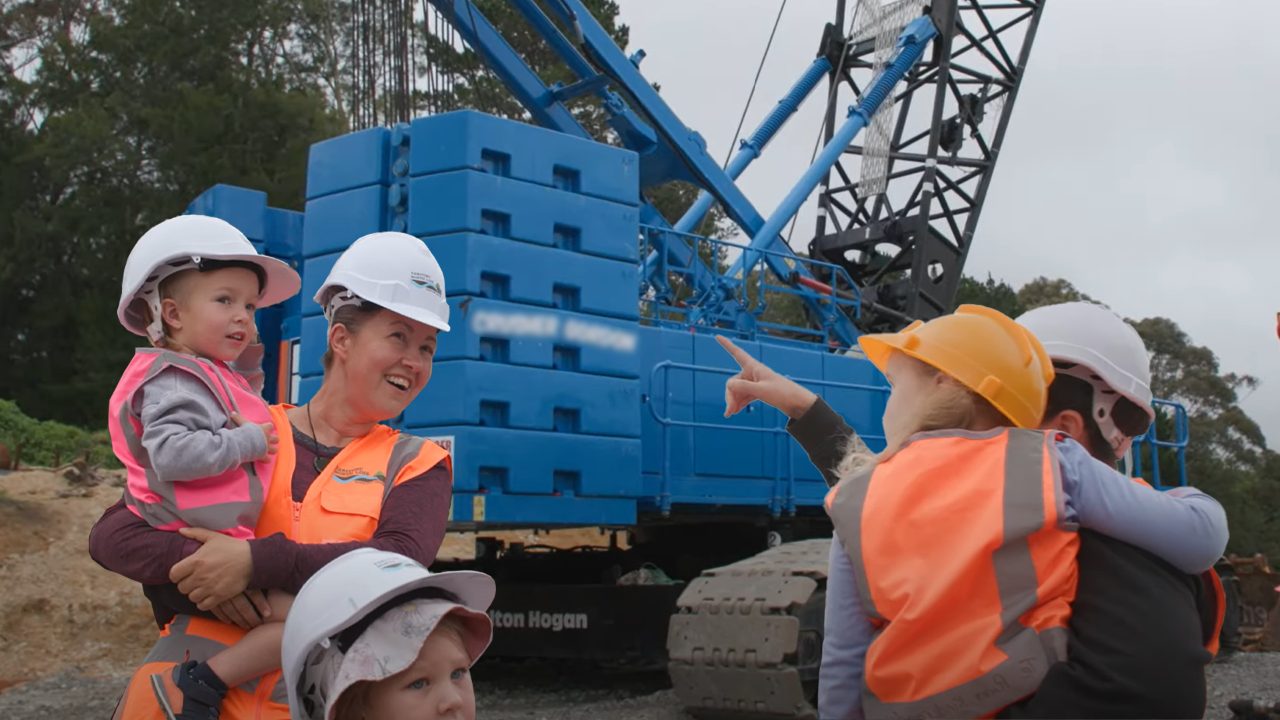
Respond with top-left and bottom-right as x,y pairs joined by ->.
1207,652 -> 1280,719
1,654 -> 1276,720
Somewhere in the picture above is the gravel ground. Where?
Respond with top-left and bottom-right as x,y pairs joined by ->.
1,654 -> 1277,720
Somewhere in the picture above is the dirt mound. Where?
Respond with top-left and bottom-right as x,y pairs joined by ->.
0,469 -> 154,688
0,467 -> 618,692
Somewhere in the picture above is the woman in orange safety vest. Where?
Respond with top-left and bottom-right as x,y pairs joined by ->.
91,231 -> 456,720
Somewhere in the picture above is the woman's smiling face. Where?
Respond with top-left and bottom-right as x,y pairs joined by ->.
331,308 -> 438,422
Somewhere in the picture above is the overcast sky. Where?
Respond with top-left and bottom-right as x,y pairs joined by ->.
616,0 -> 1280,447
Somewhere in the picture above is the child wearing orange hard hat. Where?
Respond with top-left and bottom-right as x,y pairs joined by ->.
719,304 -> 1227,719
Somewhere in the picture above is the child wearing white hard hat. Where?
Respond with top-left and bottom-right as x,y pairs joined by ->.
283,549 -> 495,720
108,214 -> 302,719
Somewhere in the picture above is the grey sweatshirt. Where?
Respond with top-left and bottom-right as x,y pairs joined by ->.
135,361 -> 268,484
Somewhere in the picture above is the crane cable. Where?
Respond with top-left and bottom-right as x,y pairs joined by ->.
723,0 -> 789,168
784,1 -> 861,249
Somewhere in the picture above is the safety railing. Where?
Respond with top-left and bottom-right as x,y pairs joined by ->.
638,224 -> 862,346
1130,399 -> 1190,489
645,359 -> 889,516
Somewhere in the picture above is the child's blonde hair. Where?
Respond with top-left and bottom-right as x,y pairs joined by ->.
836,353 -> 1012,480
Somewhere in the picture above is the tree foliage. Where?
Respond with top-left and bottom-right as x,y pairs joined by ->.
958,275 -> 1280,558
0,0 -> 343,426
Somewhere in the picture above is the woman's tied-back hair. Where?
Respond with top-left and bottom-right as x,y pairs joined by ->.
835,354 -> 1013,481
321,300 -> 383,371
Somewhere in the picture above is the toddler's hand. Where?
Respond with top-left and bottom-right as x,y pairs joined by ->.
230,412 -> 278,459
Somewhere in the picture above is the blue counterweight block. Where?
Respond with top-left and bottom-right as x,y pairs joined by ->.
408,425 -> 641,498
431,233 -> 639,320
434,298 -> 641,380
306,124 -> 412,200
401,361 -> 640,438
265,208 -> 304,260
301,252 -> 342,317
299,303 -> 640,380
186,185 -> 268,242
407,171 -> 639,263
302,185 -> 393,258
409,110 -> 638,206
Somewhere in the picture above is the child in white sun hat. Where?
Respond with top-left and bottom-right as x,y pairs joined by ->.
282,548 -> 496,720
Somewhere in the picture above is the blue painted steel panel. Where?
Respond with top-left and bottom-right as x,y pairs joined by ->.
402,361 -> 640,437
409,110 -> 638,206
822,351 -> 889,453
692,333 -> 764,478
186,185 -> 268,241
448,492 -> 636,526
431,232 -> 638,320
300,299 -> 641,380
266,208 -> 304,260
306,127 -> 392,199
303,185 -> 389,258
407,425 -> 641,497
639,327 -> 693,479
759,341 -> 827,483
407,171 -> 639,262
301,251 -> 341,317
299,314 -> 328,377
435,298 -> 640,379
298,374 -> 322,404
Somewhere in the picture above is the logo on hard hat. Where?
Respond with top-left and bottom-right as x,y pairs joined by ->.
410,271 -> 442,297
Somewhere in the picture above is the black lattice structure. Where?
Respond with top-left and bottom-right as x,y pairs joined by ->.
349,0 -> 417,129
809,0 -> 1046,332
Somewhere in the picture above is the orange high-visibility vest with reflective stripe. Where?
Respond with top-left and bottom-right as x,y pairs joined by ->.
112,406 -> 451,720
255,404 -> 450,543
825,428 -> 1079,719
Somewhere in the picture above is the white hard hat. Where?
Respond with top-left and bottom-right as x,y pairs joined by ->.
1017,301 -> 1155,451
282,549 -> 495,720
118,215 -> 301,342
314,232 -> 451,332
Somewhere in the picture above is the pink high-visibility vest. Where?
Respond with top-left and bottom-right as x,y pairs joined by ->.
108,349 -> 274,540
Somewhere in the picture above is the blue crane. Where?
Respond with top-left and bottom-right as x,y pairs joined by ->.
184,1 -> 1191,715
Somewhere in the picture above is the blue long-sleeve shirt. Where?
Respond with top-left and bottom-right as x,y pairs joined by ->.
818,436 -> 1228,720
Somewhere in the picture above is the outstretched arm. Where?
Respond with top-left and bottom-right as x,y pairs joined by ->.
1056,438 -> 1228,574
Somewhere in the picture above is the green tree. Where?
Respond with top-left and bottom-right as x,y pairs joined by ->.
1002,276 -> 1280,558
0,0 -> 343,426
1016,276 -> 1096,311
954,273 -> 1024,317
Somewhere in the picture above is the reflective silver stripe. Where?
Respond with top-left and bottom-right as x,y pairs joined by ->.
826,429 -> 1070,720
139,616 -> 262,693
140,350 -> 238,417
993,429 -> 1046,640
384,433 -> 428,503
860,629 -> 1055,720
123,351 -> 267,533
826,467 -> 884,622
268,674 -> 289,704
118,402 -> 148,463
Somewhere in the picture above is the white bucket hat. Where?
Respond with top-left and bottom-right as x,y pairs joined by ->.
281,549 -> 494,720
